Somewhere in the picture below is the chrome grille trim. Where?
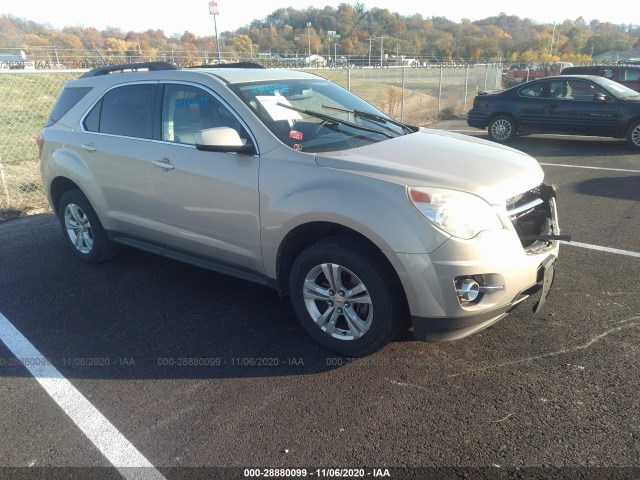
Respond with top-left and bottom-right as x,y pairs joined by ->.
507,197 -> 544,219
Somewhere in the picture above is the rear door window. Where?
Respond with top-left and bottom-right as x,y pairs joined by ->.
84,84 -> 158,139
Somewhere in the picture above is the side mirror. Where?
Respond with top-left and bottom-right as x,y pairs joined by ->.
593,93 -> 609,101
195,127 -> 254,154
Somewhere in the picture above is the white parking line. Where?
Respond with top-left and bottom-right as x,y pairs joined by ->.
561,241 -> 640,258
540,163 -> 640,173
0,312 -> 166,480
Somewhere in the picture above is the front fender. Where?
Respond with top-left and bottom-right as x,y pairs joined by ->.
258,149 -> 449,279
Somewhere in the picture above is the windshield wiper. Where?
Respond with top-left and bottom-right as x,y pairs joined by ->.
275,102 -> 395,139
322,104 -> 415,134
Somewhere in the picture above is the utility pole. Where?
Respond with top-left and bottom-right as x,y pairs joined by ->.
380,35 -> 384,66
368,37 -> 373,67
307,22 -> 312,60
208,1 -> 222,63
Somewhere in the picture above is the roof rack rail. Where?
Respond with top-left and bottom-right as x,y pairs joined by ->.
80,61 -> 178,78
189,61 -> 266,69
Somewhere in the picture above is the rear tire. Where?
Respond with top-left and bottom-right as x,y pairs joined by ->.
58,189 -> 118,264
488,115 -> 517,143
627,120 -> 640,150
289,237 -> 404,357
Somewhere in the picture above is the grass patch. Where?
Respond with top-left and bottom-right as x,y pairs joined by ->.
0,72 -> 79,216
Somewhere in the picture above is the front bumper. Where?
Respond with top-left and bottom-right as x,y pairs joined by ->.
411,252 -> 556,341
384,184 -> 561,342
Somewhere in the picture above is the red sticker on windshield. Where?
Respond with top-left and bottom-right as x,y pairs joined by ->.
289,130 -> 303,140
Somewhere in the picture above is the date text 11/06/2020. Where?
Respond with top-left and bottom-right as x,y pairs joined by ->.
156,357 -> 305,367
243,468 -> 391,477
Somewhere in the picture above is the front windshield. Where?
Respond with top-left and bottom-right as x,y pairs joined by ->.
228,78 -> 411,153
595,78 -> 639,99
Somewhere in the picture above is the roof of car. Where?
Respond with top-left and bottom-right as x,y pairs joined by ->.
78,61 -> 322,85
513,74 -> 611,86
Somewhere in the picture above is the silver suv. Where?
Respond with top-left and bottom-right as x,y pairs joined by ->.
39,62 -> 562,356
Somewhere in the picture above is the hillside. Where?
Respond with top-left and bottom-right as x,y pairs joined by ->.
1,6 -> 639,64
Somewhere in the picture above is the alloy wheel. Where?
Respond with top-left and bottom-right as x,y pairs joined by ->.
490,118 -> 512,141
632,124 -> 640,147
64,203 -> 94,254
303,263 -> 373,340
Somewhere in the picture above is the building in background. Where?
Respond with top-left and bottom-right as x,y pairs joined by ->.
593,48 -> 640,64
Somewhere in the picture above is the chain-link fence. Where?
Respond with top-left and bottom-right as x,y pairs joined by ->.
0,65 -> 501,218
0,70 -> 83,217
318,65 -> 501,124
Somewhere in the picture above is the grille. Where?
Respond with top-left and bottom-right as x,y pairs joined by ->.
506,184 -> 556,252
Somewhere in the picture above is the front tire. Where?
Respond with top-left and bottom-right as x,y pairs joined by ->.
627,120 -> 640,150
289,237 -> 404,356
58,189 -> 118,264
488,115 -> 517,143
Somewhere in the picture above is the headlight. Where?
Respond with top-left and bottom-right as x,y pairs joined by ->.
407,187 -> 503,240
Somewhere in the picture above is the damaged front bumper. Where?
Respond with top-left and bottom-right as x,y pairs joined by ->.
390,183 -> 564,342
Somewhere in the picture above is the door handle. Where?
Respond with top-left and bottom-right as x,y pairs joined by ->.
81,143 -> 96,153
152,159 -> 175,170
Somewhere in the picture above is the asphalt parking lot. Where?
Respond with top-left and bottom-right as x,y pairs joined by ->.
1,120 -> 639,479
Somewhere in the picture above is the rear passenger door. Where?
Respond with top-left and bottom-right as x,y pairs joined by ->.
515,81 -> 550,132
81,82 -> 168,239
148,82 -> 262,273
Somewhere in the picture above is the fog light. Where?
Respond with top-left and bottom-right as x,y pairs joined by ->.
456,278 -> 480,302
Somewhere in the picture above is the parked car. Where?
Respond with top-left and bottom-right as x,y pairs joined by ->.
561,65 -> 640,92
39,62 -> 561,356
468,75 -> 640,149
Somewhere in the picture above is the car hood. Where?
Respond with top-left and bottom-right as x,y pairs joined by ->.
314,128 -> 544,204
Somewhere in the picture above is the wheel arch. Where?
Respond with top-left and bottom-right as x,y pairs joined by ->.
49,176 -> 83,215
275,221 -> 408,313
625,115 -> 640,134
625,116 -> 640,148
487,112 -> 518,128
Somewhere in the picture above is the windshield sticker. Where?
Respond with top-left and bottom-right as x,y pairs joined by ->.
251,84 -> 290,94
256,96 -> 302,121
289,130 -> 303,140
293,144 -> 302,151
175,95 -> 208,109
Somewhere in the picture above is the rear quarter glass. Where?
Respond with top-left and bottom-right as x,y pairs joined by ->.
44,86 -> 93,127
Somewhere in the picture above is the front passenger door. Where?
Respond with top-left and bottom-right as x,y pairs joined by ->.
149,83 -> 262,274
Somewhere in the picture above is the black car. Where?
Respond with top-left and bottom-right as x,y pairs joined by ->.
467,75 -> 640,150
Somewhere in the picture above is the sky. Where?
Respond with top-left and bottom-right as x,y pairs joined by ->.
2,0 -> 638,38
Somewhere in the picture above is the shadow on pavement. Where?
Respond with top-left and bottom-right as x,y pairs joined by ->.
574,175 -> 640,202
0,214 -> 414,381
